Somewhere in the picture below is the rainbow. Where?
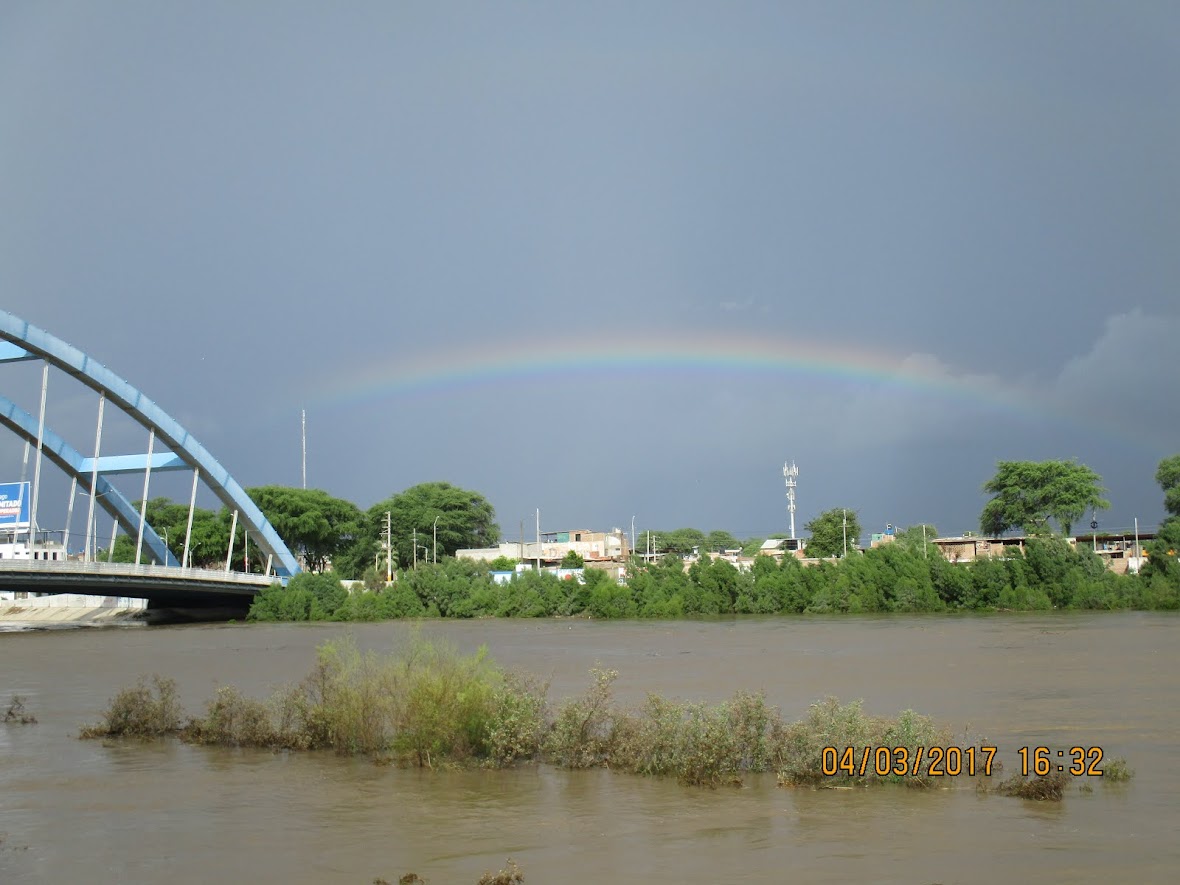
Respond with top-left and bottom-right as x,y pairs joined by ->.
309,329 -> 1035,417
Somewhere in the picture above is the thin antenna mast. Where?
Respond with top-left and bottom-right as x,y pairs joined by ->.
301,409 -> 307,490
783,461 -> 799,540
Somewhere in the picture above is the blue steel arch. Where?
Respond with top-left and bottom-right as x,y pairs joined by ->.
0,395 -> 177,565
0,310 -> 300,577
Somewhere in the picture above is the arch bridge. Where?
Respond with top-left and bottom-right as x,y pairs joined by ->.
0,309 -> 300,612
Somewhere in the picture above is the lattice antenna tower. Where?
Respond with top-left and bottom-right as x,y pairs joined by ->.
783,460 -> 799,540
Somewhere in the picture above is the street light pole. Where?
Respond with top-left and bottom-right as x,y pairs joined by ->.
433,515 -> 440,564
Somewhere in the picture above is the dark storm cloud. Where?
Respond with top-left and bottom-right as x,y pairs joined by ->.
2,2 -> 1176,543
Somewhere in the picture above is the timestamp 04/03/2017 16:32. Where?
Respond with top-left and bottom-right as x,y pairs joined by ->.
820,745 -> 1107,778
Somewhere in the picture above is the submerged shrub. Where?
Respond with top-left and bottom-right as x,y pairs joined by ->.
485,672 -> 549,767
4,695 -> 37,725
183,685 -> 311,750
386,639 -> 502,765
1104,757 -> 1134,782
303,638 -> 399,755
774,697 -> 953,789
545,668 -> 619,768
994,771 -> 1070,801
79,675 -> 182,739
609,691 -> 777,787
80,646 -> 1129,804
477,859 -> 524,884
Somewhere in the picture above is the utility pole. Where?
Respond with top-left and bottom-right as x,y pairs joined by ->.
922,523 -> 928,559
412,527 -> 418,570
385,510 -> 392,583
842,509 -> 848,558
433,515 -> 440,565
301,409 -> 307,490
536,508 -> 541,572
631,515 -> 636,558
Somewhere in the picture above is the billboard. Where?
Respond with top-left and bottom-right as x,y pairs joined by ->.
0,481 -> 31,529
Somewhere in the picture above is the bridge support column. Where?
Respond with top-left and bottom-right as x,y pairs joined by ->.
85,393 -> 105,563
63,477 -> 77,554
29,362 -> 48,546
134,427 -> 155,565
183,468 -> 198,568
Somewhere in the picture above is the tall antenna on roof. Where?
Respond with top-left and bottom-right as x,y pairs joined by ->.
783,460 -> 799,540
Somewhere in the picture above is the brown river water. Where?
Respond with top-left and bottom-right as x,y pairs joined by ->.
1,613 -> 1177,884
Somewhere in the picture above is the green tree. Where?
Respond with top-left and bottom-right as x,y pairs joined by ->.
705,529 -> 741,552
804,509 -> 862,558
343,482 -> 500,577
1142,515 -> 1180,580
247,571 -> 348,621
891,524 -> 938,557
980,459 -> 1109,537
105,497 -> 230,568
560,550 -> 585,568
247,486 -> 362,573
634,530 -> 662,557
1156,454 -> 1180,518
659,528 -> 707,556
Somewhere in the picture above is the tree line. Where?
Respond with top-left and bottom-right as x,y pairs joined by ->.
107,480 -> 500,576
251,526 -> 1178,622
245,454 -> 1179,620
106,455 -> 1180,619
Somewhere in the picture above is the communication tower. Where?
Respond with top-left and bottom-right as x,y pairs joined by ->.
783,461 -> 799,540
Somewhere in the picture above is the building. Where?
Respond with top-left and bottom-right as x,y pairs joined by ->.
754,538 -> 807,563
0,537 -> 67,562
930,531 -> 1154,575
458,527 -> 630,566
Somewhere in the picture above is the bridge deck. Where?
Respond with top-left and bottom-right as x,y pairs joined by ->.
0,560 -> 275,609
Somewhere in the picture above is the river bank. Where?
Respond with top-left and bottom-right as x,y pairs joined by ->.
0,594 -> 147,630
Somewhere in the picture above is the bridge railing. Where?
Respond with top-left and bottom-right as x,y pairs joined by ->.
0,559 -> 277,586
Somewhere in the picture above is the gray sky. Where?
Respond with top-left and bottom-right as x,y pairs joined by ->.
2,1 -> 1177,545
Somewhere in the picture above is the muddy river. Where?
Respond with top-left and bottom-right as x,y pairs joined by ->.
1,613 -> 1176,883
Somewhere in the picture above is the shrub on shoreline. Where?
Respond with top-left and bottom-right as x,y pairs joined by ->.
246,535 -> 1177,625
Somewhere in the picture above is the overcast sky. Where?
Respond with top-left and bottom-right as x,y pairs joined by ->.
2,1 -> 1177,546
